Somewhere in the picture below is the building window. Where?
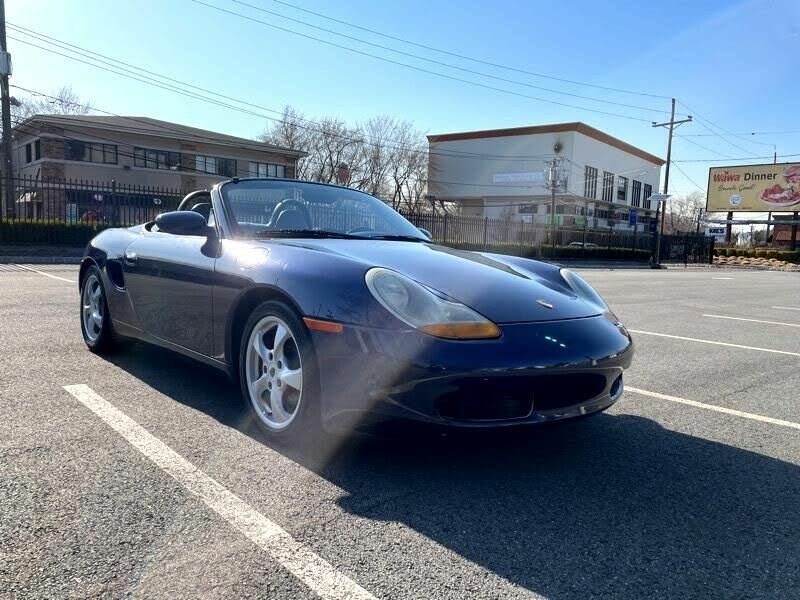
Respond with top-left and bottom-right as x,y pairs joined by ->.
34,140 -> 41,160
631,180 -> 642,208
196,154 -> 237,177
134,147 -> 181,170
25,143 -> 32,163
602,171 -> 614,203
617,176 -> 628,203
643,183 -> 653,210
249,161 -> 286,178
64,140 -> 118,164
217,158 -> 236,177
584,166 -> 598,199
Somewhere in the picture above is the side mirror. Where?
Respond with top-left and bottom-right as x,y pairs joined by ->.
418,227 -> 432,240
155,211 -> 212,236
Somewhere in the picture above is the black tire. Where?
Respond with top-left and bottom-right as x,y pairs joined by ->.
238,300 -> 322,444
79,265 -> 117,353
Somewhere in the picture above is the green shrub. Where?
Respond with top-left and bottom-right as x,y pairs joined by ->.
754,249 -> 767,258
777,250 -> 800,263
0,220 -> 110,246
766,250 -> 778,260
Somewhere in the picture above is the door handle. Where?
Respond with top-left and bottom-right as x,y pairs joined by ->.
124,250 -> 138,266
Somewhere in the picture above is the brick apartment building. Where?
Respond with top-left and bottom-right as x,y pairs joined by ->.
11,114 -> 304,219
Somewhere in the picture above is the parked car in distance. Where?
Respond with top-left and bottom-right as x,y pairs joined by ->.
568,241 -> 600,248
79,178 -> 633,442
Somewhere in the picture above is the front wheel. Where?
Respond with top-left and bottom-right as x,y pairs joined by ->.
239,301 -> 321,442
80,265 -> 116,353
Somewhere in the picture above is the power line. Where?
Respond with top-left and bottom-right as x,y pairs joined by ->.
11,103 -> 663,195
212,0 -> 673,116
8,33 -> 568,163
260,0 -> 671,100
682,130 -> 800,137
186,0 -> 654,123
674,133 -> 734,159
676,99 -> 764,157
673,153 -> 800,163
8,41 -> 554,163
11,117 -> 255,178
12,110 -> 555,190
669,161 -> 706,192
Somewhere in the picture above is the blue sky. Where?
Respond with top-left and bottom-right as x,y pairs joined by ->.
8,0 -> 800,196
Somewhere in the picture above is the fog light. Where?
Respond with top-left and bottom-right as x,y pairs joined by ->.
610,375 -> 623,400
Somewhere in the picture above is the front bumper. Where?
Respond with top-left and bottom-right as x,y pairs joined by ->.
311,314 -> 633,432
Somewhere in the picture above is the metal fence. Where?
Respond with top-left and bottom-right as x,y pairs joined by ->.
0,176 -> 712,262
400,210 -> 655,255
6,175 -> 184,226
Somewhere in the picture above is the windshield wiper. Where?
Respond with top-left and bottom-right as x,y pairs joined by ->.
362,234 -> 428,242
253,229 -> 367,240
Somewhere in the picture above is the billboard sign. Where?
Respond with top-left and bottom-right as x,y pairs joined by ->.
707,163 -> 800,212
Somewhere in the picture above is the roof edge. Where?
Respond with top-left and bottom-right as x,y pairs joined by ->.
15,114 -> 307,158
427,122 -> 665,166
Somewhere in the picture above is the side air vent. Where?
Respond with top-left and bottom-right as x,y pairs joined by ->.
106,260 -> 125,289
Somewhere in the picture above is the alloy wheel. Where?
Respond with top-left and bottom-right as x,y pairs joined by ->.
245,315 -> 304,431
82,274 -> 104,343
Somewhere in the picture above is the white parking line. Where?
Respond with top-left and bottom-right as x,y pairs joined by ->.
15,264 -> 76,284
627,386 -> 800,431
63,384 -> 376,600
628,329 -> 800,357
711,277 -> 734,280
773,306 -> 800,312
702,314 -> 800,328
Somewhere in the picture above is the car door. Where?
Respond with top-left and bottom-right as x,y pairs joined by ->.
123,222 -> 217,356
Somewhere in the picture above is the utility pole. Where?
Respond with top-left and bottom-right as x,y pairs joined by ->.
0,0 -> 12,218
651,98 -> 692,267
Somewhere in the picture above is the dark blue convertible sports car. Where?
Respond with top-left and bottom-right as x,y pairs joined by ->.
79,178 -> 633,440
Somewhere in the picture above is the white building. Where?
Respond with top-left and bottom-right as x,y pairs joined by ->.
427,122 -> 664,232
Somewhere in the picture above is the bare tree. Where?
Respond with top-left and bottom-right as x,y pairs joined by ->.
665,191 -> 705,233
15,86 -> 91,120
259,107 -> 431,211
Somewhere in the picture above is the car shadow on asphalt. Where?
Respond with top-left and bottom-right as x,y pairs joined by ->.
105,344 -> 800,599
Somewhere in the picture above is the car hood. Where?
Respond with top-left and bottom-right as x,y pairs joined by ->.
265,239 -> 602,323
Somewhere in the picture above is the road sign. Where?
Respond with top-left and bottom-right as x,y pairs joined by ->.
629,210 -> 638,226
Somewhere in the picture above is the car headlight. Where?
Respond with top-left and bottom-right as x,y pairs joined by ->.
559,268 -> 608,311
365,268 -> 500,340
560,269 -> 628,334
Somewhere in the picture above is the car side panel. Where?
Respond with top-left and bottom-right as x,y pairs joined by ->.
84,227 -> 142,328
211,239 -> 381,364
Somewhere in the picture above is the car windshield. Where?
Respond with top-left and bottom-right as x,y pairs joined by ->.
221,179 -> 427,240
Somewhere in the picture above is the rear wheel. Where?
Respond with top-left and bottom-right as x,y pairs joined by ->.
80,265 -> 116,353
239,301 -> 320,442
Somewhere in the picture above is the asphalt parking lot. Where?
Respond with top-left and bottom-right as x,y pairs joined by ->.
2,264 -> 799,599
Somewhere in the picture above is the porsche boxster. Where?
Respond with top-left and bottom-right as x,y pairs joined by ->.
79,178 -> 633,439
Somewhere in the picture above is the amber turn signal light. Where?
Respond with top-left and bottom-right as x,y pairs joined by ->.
418,322 -> 501,340
303,317 -> 344,334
